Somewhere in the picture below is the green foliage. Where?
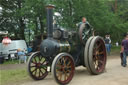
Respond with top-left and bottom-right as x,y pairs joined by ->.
0,0 -> 128,42
52,0 -> 128,43
0,0 -> 26,39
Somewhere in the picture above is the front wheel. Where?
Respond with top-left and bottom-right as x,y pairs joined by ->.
52,53 -> 75,85
27,51 -> 48,80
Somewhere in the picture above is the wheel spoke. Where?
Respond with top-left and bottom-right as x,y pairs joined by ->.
32,59 -> 36,64
66,60 -> 72,68
95,64 -> 98,69
31,68 -> 37,73
34,57 -> 37,63
38,69 -> 40,77
64,71 -> 67,80
96,66 -> 99,70
96,43 -> 102,50
41,67 -> 47,72
66,69 -> 71,73
99,51 -> 104,55
39,56 -> 42,61
41,60 -> 47,66
58,59 -> 62,65
57,71 -> 63,81
67,66 -> 71,68
34,68 -> 37,76
63,57 -> 67,66
67,61 -> 71,66
98,60 -> 103,65
93,53 -> 96,56
40,56 -> 45,64
63,58 -> 66,66
94,60 -> 98,66
59,73 -> 62,81
39,68 -> 44,74
56,64 -> 63,68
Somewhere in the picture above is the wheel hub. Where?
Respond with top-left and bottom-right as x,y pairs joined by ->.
36,63 -> 41,68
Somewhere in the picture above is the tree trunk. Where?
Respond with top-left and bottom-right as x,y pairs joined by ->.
68,1 -> 73,28
17,0 -> 25,40
19,18 -> 25,40
39,16 -> 44,34
34,19 -> 38,35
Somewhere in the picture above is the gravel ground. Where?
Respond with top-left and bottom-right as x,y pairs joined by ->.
1,55 -> 128,85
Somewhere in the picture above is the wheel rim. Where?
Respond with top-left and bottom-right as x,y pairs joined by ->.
28,52 -> 48,80
84,36 -> 94,72
53,53 -> 75,84
93,39 -> 106,72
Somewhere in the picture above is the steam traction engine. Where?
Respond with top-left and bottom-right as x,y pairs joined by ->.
27,5 -> 107,85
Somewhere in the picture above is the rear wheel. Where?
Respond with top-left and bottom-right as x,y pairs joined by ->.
27,51 -> 48,80
85,36 -> 107,74
52,53 -> 75,85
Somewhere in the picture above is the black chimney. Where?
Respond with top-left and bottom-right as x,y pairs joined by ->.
46,5 -> 55,38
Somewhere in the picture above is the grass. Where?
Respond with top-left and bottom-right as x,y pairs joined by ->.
111,45 -> 120,51
111,45 -> 120,55
0,68 -> 29,85
3,60 -> 19,64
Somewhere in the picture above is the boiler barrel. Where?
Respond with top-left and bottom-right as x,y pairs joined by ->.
40,39 -> 71,57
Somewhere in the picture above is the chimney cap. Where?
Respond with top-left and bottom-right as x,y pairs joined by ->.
46,4 -> 55,9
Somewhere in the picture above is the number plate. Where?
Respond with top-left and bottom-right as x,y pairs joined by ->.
10,54 -> 15,58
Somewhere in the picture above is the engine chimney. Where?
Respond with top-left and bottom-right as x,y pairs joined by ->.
46,5 -> 55,38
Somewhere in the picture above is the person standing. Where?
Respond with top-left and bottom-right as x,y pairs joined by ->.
121,33 -> 128,67
105,35 -> 110,55
108,35 -> 111,54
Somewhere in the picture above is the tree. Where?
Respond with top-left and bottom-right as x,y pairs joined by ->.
0,0 -> 26,39
0,0 -> 127,43
22,0 -> 47,35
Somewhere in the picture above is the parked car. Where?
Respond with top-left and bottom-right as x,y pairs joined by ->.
0,40 -> 28,59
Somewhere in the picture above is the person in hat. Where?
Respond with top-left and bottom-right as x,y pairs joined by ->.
121,33 -> 128,67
